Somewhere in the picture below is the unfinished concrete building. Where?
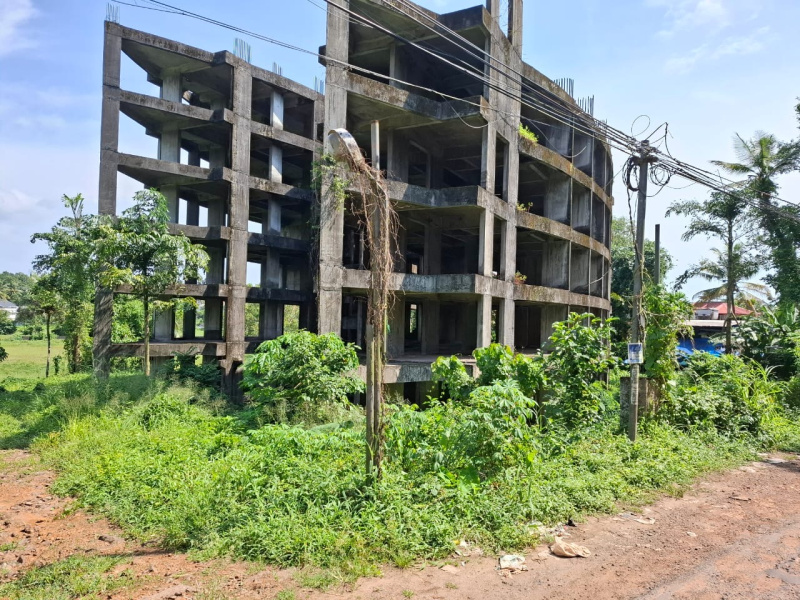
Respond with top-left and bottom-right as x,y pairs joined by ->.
94,0 -> 613,394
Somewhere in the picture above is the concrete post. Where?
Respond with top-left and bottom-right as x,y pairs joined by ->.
270,90 -> 284,130
223,66 -> 253,390
424,224 -> 441,275
421,300 -> 440,354
98,25 -> 121,217
269,144 -> 283,184
498,297 -> 515,347
94,25 -> 122,377
478,209 -> 494,277
318,0 -> 350,336
387,300 -> 405,358
477,294 -> 492,348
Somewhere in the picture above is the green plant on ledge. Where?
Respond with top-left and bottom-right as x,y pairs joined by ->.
514,271 -> 527,285
519,123 -> 539,144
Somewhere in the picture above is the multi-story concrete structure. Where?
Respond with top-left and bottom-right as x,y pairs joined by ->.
94,0 -> 613,396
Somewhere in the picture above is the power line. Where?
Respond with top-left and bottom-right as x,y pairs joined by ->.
113,0 -> 800,225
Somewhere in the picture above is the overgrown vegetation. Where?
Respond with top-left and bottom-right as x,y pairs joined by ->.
2,317 -> 800,585
242,331 -> 364,425
518,123 -> 539,144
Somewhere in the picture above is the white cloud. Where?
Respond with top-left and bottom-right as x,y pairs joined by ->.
0,188 -> 41,216
647,0 -> 730,37
664,26 -> 770,73
0,0 -> 37,58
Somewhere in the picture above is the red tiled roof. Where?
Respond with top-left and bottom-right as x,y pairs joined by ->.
693,301 -> 752,316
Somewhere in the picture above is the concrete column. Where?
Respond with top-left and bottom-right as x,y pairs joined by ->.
94,25 -> 121,376
424,224 -> 441,275
261,253 -> 282,289
569,244 -> 590,294
389,43 -> 407,90
266,199 -> 281,234
480,124 -> 496,192
498,297 -> 515,347
223,66 -> 253,379
269,144 -> 283,184
420,300 -> 440,355
478,209 -> 494,277
92,289 -> 114,377
317,0 -> 349,335
98,26 -> 121,217
387,299 -> 405,358
260,302 -> 284,339
498,218 -> 516,281
543,240 -> 569,289
540,305 -> 568,349
508,0 -> 523,48
386,130 -> 408,183
394,225 -> 407,272
270,90 -> 284,130
477,294 -> 492,348
544,175 -> 570,224
186,200 -> 200,226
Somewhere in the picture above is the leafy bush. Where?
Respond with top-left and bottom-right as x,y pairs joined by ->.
546,313 -> 618,425
661,353 -> 779,436
387,380 -> 537,482
241,331 -> 364,425
431,344 -> 546,403
0,310 -> 16,334
0,345 -> 6,363
159,351 -> 221,390
735,304 -> 800,379
643,285 -> 693,402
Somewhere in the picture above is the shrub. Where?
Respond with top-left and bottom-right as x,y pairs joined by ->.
159,351 -> 221,390
431,345 -> 547,403
662,353 -> 779,436
0,311 -> 15,334
643,285 -> 693,402
546,313 -> 618,426
241,331 -> 364,425
386,380 -> 537,482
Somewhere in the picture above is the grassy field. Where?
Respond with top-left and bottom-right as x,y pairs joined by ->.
0,337 -> 61,382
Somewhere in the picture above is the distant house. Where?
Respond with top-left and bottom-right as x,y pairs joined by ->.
0,299 -> 18,321
680,301 -> 754,357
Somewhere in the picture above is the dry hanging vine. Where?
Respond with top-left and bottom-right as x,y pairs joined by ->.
329,135 -> 399,479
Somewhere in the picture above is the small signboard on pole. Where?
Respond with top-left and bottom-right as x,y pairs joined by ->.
628,343 -> 643,365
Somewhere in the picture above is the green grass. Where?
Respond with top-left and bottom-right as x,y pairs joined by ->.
25,388 -> 763,582
0,337 -> 60,382
0,555 -> 132,600
2,369 -> 799,586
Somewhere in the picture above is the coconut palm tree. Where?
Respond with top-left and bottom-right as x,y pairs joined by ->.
668,191 -> 766,353
711,133 -> 800,303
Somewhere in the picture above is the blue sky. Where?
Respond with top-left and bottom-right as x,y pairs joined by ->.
1,0 -> 799,299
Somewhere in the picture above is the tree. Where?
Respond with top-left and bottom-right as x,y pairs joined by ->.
0,310 -> 15,335
711,133 -> 800,303
98,189 -> 208,376
0,272 -> 36,308
31,194 -> 99,373
28,277 -> 63,378
610,217 -> 673,353
667,191 -> 769,352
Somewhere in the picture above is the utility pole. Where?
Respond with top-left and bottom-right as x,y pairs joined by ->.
628,141 -> 652,442
365,120 -> 382,479
654,224 -> 661,286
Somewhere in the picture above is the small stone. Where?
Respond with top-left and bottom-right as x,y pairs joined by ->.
686,532 -> 697,537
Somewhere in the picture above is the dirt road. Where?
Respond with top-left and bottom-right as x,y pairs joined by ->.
1,450 -> 799,599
